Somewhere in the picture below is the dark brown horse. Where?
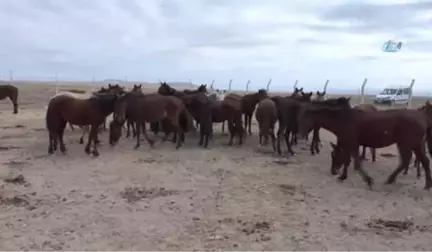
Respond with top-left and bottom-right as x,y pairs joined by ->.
210,99 -> 245,145
0,84 -> 19,114
298,97 -> 432,189
109,92 -> 188,149
125,84 -> 143,138
68,84 -> 125,132
255,98 -> 277,150
241,89 -> 268,135
158,82 -> 212,148
220,90 -> 267,135
46,92 -> 123,156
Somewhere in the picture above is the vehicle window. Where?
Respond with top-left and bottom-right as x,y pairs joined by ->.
380,88 -> 397,95
396,89 -> 402,95
403,88 -> 410,94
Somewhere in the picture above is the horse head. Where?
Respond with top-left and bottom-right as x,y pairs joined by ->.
158,82 -> 176,95
132,84 -> 142,93
197,84 -> 208,93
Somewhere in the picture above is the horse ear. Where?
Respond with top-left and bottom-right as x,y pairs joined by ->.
108,84 -> 112,88
316,91 -> 320,95
139,84 -> 142,88
299,87 -> 303,92
308,92 -> 313,97
330,142 -> 336,149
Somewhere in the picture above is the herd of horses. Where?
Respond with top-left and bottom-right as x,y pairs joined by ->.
0,82 -> 432,191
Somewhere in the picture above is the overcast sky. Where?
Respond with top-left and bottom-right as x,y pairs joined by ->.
0,0 -> 431,92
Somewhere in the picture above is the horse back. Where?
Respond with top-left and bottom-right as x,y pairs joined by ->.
256,98 -> 277,119
0,84 -> 18,100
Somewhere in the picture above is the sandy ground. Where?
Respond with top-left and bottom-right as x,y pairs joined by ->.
0,83 -> 432,250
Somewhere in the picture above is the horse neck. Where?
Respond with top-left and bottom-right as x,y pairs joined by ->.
312,112 -> 348,137
92,97 -> 116,116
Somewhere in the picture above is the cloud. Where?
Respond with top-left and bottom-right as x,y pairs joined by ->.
0,0 -> 431,92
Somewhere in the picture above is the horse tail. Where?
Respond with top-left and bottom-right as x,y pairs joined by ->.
45,99 -> 56,131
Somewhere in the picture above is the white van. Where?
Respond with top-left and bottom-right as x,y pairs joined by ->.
374,85 -> 411,105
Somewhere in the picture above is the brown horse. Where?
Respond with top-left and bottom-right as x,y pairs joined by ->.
255,98 -> 277,150
109,92 -> 188,149
68,84 -> 125,132
221,93 -> 242,134
298,97 -> 432,189
157,82 -> 212,147
210,99 -> 245,145
220,90 -> 267,135
46,92 -> 123,156
0,84 -> 19,114
125,84 -> 143,138
242,89 -> 268,135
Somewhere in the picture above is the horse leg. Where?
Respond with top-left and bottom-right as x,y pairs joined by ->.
276,122 -> 286,156
338,148 -> 352,180
361,146 -> 368,160
89,124 -> 100,157
69,123 -> 75,131
141,123 -> 155,148
58,121 -> 67,154
227,119 -> 235,146
9,95 -> 18,114
385,145 -> 412,185
134,122 -> 141,149
236,117 -> 244,145
270,126 -> 277,151
284,129 -> 295,156
247,114 -> 252,136
79,126 -> 87,144
351,147 -> 373,189
126,120 -> 131,138
413,145 -> 432,189
371,148 -> 376,162
221,121 -> 225,134
48,130 -> 56,154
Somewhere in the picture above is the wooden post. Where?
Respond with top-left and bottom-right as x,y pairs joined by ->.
266,78 -> 272,91
360,78 -> 368,104
228,79 -> 232,91
9,70 -> 13,82
323,79 -> 329,93
293,79 -> 298,91
407,79 -> 415,109
245,80 -> 251,93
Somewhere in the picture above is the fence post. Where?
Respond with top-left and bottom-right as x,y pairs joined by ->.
245,80 -> 251,93
228,79 -> 232,91
266,78 -> 272,91
407,79 -> 415,109
210,80 -> 215,90
9,70 -> 13,82
360,78 -> 368,104
323,79 -> 329,93
293,79 -> 298,91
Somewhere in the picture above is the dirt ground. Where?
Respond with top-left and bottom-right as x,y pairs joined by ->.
0,83 -> 432,250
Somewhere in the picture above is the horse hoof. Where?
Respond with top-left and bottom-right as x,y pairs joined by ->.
92,151 -> 99,157
337,175 -> 347,181
134,145 -> 140,150
48,149 -> 54,155
85,148 -> 91,154
79,139 -> 84,144
424,184 -> 432,190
